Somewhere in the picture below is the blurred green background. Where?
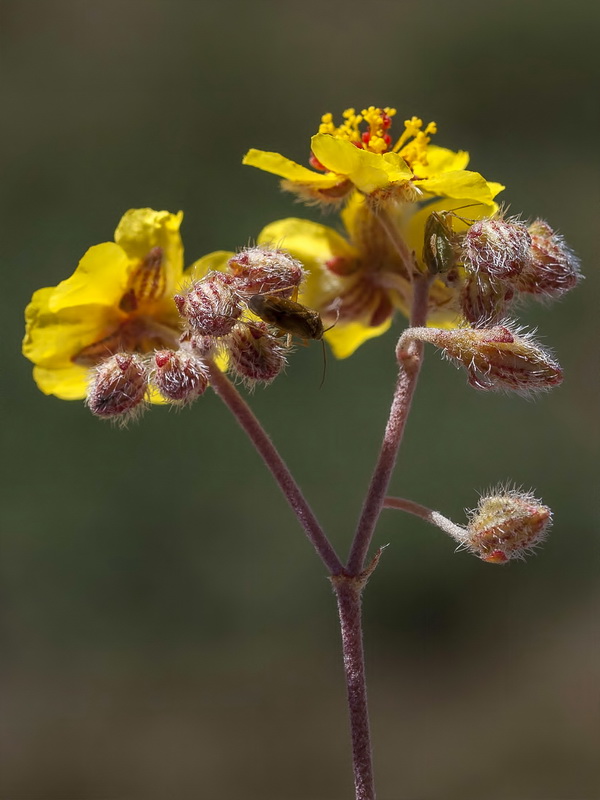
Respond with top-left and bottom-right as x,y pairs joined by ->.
2,1 -> 599,798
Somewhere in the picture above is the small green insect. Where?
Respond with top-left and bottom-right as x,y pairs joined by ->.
422,211 -> 458,275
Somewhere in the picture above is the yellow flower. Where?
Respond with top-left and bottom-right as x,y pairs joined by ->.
258,191 -> 504,359
23,208 -> 186,400
244,107 -> 499,207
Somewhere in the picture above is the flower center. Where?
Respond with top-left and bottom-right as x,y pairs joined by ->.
314,108 -> 437,169
72,246 -> 180,367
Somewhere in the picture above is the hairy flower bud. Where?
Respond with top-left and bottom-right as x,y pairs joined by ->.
228,246 -> 306,298
227,322 -> 287,386
516,219 -> 581,297
174,272 -> 241,337
179,330 -> 216,360
459,272 -> 515,326
407,325 -> 562,395
86,353 -> 148,422
462,216 -> 532,281
464,488 -> 552,563
152,349 -> 209,404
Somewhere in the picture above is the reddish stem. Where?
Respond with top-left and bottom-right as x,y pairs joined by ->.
346,276 -> 430,575
206,361 -> 344,576
333,576 -> 375,800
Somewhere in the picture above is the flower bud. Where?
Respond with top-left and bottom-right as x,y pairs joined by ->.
464,488 -> 552,563
459,272 -> 515,326
226,322 -> 287,386
228,246 -> 306,298
515,219 -> 581,297
409,325 -> 562,395
179,330 -> 216,360
174,272 -> 241,337
86,353 -> 148,422
462,217 -> 531,281
152,349 -> 209,404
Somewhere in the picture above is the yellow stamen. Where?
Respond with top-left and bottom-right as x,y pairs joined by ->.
317,107 -> 398,153
392,116 -> 437,168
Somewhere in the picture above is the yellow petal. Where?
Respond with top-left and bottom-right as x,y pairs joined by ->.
258,218 -> 355,262
243,149 -> 341,187
32,364 -> 89,400
415,170 -> 503,204
24,287 -> 121,369
414,145 -> 470,177
114,208 -> 185,292
311,135 -> 412,194
47,243 -> 131,311
325,317 -> 392,359
340,191 -> 366,237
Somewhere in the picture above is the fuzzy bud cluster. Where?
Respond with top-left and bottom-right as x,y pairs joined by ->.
463,488 -> 552,563
84,246 -> 308,422
174,246 -> 309,387
426,212 -> 581,325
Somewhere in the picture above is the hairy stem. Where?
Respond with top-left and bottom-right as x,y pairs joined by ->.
332,576 -> 375,800
383,496 -> 467,542
206,361 -> 344,575
346,276 -> 430,575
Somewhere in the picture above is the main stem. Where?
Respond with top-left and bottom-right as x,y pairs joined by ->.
336,275 -> 431,800
333,576 -> 374,800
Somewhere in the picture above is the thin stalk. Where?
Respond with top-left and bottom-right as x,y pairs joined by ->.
346,276 -> 430,575
383,496 -> 467,542
206,360 -> 344,575
332,576 -> 375,800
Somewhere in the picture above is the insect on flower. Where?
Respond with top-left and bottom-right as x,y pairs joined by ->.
247,294 -> 325,341
247,294 -> 336,387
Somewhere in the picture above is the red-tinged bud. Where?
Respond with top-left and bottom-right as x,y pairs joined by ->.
516,219 -> 581,297
462,217 -> 532,281
174,272 -> 241,337
460,271 -> 515,326
464,488 -> 552,563
226,322 -> 287,386
228,246 -> 306,298
179,330 -> 216,360
407,325 -> 563,395
152,349 -> 209,404
86,353 -> 148,423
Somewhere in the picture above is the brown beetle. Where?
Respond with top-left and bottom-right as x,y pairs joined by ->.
247,294 -> 325,341
247,294 -> 335,386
